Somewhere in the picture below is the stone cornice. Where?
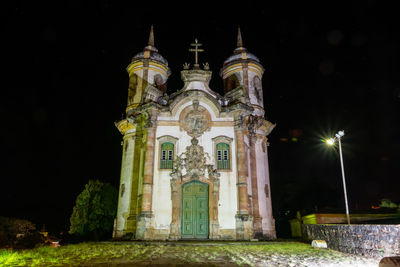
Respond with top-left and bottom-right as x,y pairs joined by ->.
168,90 -> 223,116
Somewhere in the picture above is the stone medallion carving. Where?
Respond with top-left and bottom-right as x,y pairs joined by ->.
180,100 -> 211,138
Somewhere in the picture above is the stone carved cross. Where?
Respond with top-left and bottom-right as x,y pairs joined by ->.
189,38 -> 204,67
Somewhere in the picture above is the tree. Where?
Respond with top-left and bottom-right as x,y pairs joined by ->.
379,198 -> 398,209
69,180 -> 118,240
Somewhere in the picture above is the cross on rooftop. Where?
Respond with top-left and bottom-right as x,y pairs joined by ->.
189,38 -> 204,68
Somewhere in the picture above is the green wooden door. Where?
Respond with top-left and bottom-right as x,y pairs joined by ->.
181,181 -> 209,239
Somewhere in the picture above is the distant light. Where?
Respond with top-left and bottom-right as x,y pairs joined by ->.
291,137 -> 298,142
326,138 -> 335,145
280,138 -> 288,142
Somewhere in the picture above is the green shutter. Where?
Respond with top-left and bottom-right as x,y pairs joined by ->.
216,143 -> 230,169
160,142 -> 174,169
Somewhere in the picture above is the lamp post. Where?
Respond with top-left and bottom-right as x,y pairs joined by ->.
327,130 -> 350,225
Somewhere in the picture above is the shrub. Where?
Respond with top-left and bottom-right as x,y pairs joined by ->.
0,217 -> 43,249
69,180 -> 118,240
380,198 -> 398,209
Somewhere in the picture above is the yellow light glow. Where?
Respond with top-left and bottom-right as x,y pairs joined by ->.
326,138 -> 335,145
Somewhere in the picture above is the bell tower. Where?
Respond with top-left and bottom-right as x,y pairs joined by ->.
114,26 -> 170,239
220,28 -> 265,117
220,28 -> 276,240
126,25 -> 171,114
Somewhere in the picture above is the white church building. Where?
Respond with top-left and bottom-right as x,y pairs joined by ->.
114,26 -> 276,240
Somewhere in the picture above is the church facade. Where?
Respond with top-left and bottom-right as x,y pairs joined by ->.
114,27 -> 276,240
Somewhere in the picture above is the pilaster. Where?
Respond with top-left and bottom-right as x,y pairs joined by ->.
233,112 -> 253,240
249,133 -> 262,238
136,107 -> 159,240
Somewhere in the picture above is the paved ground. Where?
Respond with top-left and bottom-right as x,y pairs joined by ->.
95,241 -> 381,267
1,241 -> 382,266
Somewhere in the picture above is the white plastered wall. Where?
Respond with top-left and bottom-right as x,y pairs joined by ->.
151,101 -> 238,231
255,138 -> 274,232
116,135 -> 136,234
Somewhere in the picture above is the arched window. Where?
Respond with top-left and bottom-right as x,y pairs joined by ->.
160,142 -> 174,169
223,74 -> 240,94
253,76 -> 263,103
154,74 -> 167,93
216,143 -> 230,169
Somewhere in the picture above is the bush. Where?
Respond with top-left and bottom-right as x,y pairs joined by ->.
380,198 -> 398,209
0,217 -> 43,249
69,180 -> 118,240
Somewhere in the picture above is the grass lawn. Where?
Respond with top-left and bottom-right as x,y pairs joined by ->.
0,241 -> 380,266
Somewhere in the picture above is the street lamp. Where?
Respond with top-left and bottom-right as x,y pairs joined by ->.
326,130 -> 350,225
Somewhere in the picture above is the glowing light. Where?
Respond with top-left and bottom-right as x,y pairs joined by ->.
326,138 -> 335,145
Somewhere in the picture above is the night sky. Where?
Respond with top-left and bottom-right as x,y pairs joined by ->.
2,1 -> 399,233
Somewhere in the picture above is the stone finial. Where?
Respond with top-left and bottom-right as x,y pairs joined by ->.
148,25 -> 154,47
237,27 -> 243,48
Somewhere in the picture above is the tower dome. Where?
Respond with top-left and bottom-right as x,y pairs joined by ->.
131,26 -> 168,66
220,28 -> 265,116
223,28 -> 260,66
126,25 -> 171,111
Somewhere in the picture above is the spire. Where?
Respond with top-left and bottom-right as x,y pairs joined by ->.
237,27 -> 243,48
144,25 -> 157,53
234,27 -> 247,54
148,25 -> 154,47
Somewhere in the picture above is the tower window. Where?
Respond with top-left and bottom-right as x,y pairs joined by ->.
160,142 -> 174,169
216,143 -> 230,169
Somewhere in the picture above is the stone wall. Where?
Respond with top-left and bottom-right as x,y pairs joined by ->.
302,224 -> 400,257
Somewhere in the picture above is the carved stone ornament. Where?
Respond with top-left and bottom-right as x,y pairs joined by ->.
170,137 -> 220,182
180,100 -> 211,138
169,137 -> 221,240
247,115 -> 275,136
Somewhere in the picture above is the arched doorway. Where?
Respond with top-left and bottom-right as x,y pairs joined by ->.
181,180 -> 209,239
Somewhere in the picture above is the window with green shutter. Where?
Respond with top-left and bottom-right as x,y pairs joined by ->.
216,143 -> 230,169
160,142 -> 174,169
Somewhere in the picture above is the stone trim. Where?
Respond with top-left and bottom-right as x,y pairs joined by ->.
157,121 -> 234,127
168,137 -> 221,240
249,133 -> 262,238
178,101 -> 212,137
212,136 -> 233,172
136,108 -> 159,240
169,175 -> 220,240
234,127 -> 249,215
157,135 -> 178,170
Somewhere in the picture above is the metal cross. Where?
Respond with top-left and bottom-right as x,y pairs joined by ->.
189,38 -> 204,67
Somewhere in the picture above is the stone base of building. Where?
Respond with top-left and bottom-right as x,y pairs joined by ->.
209,222 -> 221,240
262,229 -> 277,240
136,212 -> 155,240
235,214 -> 254,240
115,226 -> 277,241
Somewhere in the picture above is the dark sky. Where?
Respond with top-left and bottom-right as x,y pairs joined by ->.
2,1 -> 399,232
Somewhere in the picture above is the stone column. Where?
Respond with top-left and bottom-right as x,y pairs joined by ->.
234,114 -> 253,240
169,178 -> 181,240
136,109 -> 157,240
235,125 -> 249,215
210,176 -> 220,240
249,133 -> 262,238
